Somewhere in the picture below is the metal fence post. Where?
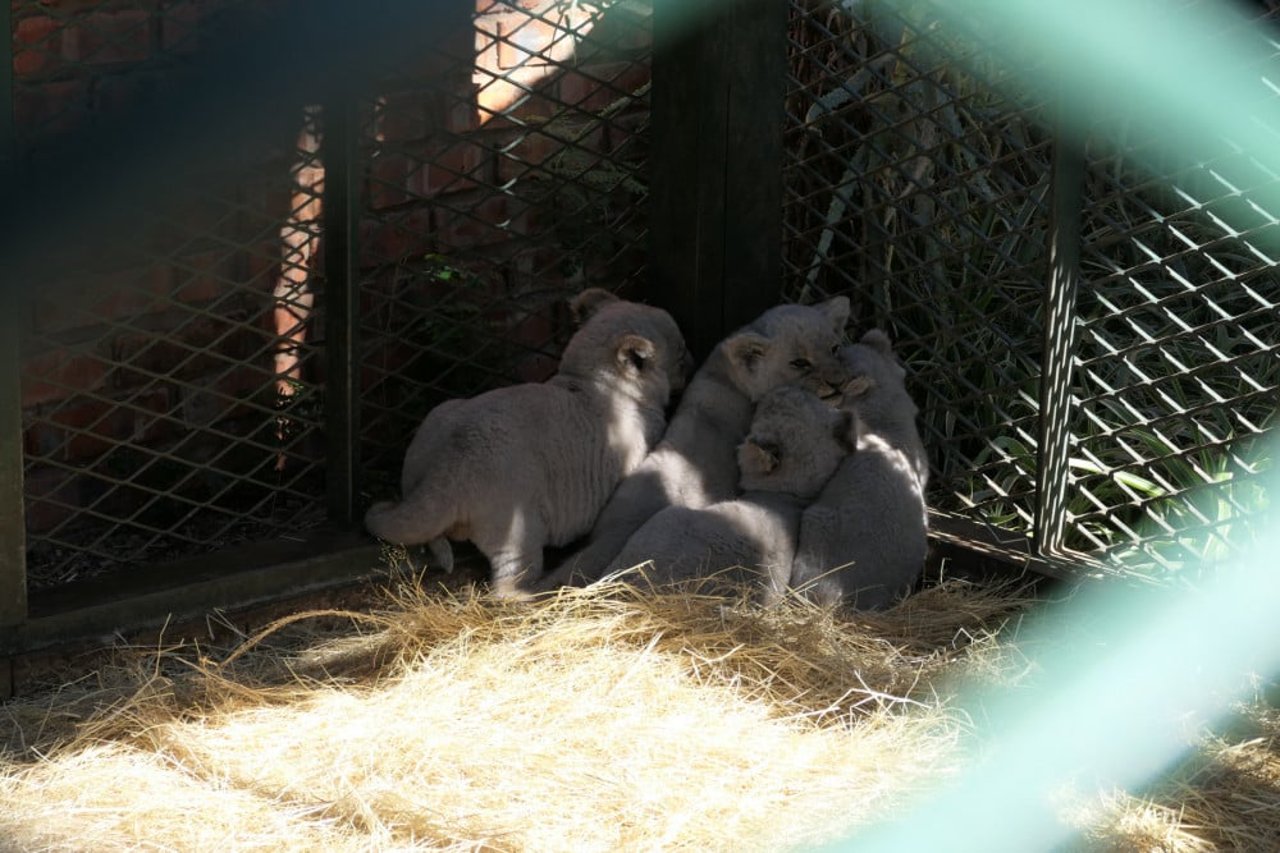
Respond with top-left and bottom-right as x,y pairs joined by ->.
1035,129 -> 1086,557
1,4 -> 28,641
649,0 -> 789,357
323,92 -> 360,526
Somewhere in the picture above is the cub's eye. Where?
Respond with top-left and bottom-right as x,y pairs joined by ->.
790,358 -> 812,371
830,344 -> 840,355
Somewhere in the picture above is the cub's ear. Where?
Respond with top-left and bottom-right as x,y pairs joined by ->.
833,409 -> 858,454
860,328 -> 893,356
739,439 -> 780,475
723,332 -> 771,375
569,288 -> 620,325
616,334 -> 656,373
816,295 -> 851,334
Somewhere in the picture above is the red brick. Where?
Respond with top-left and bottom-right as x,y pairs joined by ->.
160,0 -> 212,54
23,465 -> 82,533
444,92 -> 480,134
108,313 -> 261,386
509,310 -> 555,349
13,15 -> 62,78
557,62 -> 650,111
65,11 -> 152,66
413,140 -> 488,198
22,415 -> 64,460
476,85 -> 559,128
512,247 -> 565,280
376,91 -> 431,142
212,363 -> 271,403
93,71 -> 166,115
47,398 -> 133,461
496,15 -> 559,71
368,152 -> 414,210
13,79 -> 90,136
434,195 -> 509,250
170,249 -> 238,306
360,208 -> 436,264
494,130 -> 556,182
33,263 -> 173,334
21,349 -> 113,408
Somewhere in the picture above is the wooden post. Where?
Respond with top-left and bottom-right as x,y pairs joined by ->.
0,1 -> 28,638
649,0 -> 789,357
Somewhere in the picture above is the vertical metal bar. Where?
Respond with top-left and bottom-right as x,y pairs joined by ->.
650,0 -> 788,357
1034,128 -> 1086,557
323,92 -> 360,526
1,2 -> 29,636
0,3 -> 27,631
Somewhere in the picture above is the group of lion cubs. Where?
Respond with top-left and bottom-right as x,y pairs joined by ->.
365,288 -> 928,609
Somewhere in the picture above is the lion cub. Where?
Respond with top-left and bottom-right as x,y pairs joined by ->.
601,385 -> 855,601
364,289 -> 690,597
790,329 -> 929,610
541,297 -> 853,589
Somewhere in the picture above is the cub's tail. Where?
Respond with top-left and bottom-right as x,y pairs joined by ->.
364,499 -> 456,572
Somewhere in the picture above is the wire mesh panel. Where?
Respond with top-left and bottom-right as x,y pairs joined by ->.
356,0 -> 654,497
784,0 -> 1279,579
1072,117 -> 1279,574
14,2 -> 332,592
784,0 -> 1053,543
10,1 -> 655,598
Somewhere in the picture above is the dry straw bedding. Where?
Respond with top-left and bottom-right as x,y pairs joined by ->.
1,577 -> 1276,851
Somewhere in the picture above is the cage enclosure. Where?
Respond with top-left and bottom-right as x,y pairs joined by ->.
2,0 -> 1275,672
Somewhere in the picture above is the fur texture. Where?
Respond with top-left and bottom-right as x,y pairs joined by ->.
540,297 -> 853,589
364,289 -> 690,597
790,329 -> 930,610
601,386 -> 855,601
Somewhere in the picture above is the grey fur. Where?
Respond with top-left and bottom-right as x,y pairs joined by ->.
539,297 -> 853,589
790,329 -> 930,610
364,289 -> 689,597
601,386 -> 855,601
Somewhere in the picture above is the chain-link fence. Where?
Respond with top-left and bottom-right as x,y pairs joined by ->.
784,0 -> 1278,579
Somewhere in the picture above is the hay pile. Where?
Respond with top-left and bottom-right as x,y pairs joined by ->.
1,577 -> 1276,851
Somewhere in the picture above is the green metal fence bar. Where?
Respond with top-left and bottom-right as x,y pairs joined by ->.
0,2 -> 28,635
324,93 -> 361,526
1034,127 -> 1086,557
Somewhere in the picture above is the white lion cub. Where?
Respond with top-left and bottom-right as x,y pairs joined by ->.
540,297 -> 853,589
364,289 -> 690,597
790,329 -> 929,610
601,385 -> 855,601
